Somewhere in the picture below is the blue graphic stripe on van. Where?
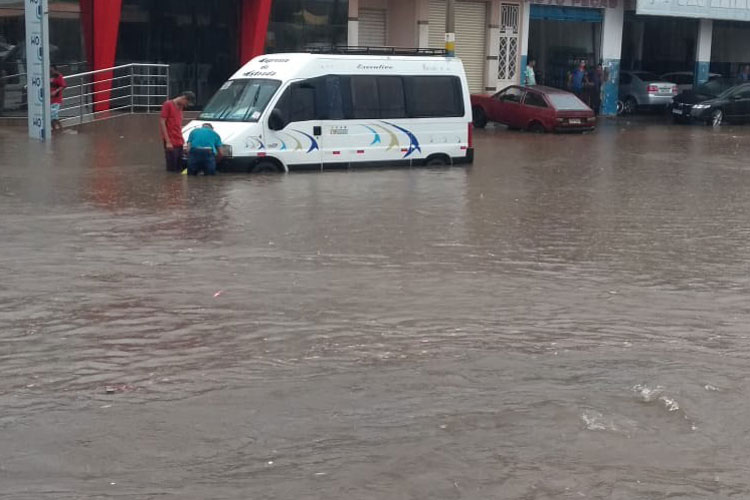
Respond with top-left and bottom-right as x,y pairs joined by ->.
383,122 -> 421,158
246,137 -> 266,150
292,129 -> 320,153
363,125 -> 382,145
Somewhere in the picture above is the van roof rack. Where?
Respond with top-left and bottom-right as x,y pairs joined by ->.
307,46 -> 448,57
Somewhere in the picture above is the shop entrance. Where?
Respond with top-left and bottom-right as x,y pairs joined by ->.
527,5 -> 601,91
708,21 -> 750,79
621,13 -> 697,77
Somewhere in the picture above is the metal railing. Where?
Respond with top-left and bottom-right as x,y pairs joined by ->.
0,62 -> 92,118
59,63 -> 170,126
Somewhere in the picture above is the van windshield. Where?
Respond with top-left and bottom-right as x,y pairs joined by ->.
199,79 -> 280,122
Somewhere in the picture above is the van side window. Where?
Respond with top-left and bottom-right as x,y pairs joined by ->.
274,81 -> 316,123
351,76 -> 381,118
323,76 -> 347,120
377,76 -> 407,118
406,76 -> 464,117
350,76 -> 407,119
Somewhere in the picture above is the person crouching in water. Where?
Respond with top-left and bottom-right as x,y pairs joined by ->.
186,123 -> 223,175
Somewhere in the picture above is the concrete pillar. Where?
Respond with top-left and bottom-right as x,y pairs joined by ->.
632,20 -> 644,70
519,1 -> 530,83
417,0 -> 429,49
240,0 -> 273,62
348,0 -> 359,46
485,0 -> 500,91
695,19 -> 712,87
79,0 -> 123,111
601,3 -> 624,116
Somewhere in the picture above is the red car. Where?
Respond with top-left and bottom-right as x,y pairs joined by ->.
471,85 -> 596,133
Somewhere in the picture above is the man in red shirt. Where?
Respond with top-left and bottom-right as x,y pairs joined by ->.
160,91 -> 195,172
50,66 -> 66,132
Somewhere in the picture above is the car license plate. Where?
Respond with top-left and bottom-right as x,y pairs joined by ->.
569,118 -> 581,124
672,108 -> 682,115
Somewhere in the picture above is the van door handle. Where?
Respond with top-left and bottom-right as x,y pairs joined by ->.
313,126 -> 322,136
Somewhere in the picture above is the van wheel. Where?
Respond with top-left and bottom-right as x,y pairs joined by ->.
528,121 -> 546,134
425,155 -> 451,167
472,107 -> 488,129
252,160 -> 282,174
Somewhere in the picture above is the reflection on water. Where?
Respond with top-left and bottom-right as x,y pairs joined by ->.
1,116 -> 750,499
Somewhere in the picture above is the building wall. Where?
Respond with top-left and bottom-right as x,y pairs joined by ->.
387,0 -> 417,46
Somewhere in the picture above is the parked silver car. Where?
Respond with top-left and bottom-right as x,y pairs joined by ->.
618,71 -> 678,114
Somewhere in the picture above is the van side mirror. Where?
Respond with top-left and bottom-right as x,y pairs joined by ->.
268,108 -> 286,131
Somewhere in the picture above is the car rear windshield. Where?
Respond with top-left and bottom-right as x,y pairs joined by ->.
634,72 -> 661,82
547,94 -> 589,111
199,79 -> 281,121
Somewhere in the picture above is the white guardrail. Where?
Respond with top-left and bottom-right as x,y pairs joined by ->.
59,63 -> 170,126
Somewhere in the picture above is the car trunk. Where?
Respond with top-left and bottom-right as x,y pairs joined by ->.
554,109 -> 595,127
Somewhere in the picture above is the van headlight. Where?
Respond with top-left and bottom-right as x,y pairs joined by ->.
220,144 -> 232,158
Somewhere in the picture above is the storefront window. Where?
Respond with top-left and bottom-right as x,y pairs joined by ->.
0,1 -> 84,115
267,0 -> 347,52
116,0 -> 241,107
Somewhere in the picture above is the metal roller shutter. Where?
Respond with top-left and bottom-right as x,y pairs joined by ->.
429,0 -> 487,93
359,8 -> 387,47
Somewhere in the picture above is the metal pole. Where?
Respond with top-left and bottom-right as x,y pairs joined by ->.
130,64 -> 134,113
445,0 -> 455,57
146,65 -> 150,113
79,76 -> 84,125
25,0 -> 52,140
166,65 -> 170,105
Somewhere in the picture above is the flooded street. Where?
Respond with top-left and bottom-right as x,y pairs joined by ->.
2,116 -> 750,499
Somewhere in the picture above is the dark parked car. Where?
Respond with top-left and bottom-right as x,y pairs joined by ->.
471,85 -> 595,133
671,77 -> 739,124
673,82 -> 750,127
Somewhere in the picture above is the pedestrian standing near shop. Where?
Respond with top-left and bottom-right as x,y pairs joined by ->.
589,63 -> 603,115
185,123 -> 223,176
569,60 -> 587,98
50,65 -> 66,132
524,59 -> 537,86
738,65 -> 750,82
159,91 -> 195,172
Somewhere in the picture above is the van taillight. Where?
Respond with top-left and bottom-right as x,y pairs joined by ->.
468,123 -> 473,148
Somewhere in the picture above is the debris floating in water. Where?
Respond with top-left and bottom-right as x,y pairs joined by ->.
104,384 -> 135,394
213,290 -> 224,298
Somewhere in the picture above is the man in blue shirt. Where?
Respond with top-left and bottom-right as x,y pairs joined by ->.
186,123 -> 223,175
569,60 -> 587,98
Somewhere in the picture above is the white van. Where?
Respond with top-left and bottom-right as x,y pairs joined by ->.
182,52 -> 474,173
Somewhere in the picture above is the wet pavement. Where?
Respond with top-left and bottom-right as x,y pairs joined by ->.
2,115 -> 750,499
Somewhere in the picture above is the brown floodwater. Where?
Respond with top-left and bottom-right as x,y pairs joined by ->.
1,116 -> 750,499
